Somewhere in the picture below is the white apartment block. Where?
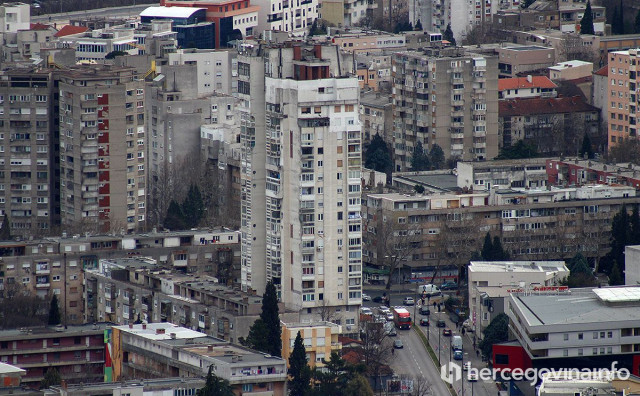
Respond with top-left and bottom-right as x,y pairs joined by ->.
253,0 -> 319,36
239,43 -> 361,330
167,49 -> 236,96
60,27 -> 139,63
0,3 -> 30,34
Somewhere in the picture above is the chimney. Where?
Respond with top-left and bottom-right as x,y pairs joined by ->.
142,324 -> 147,330
170,332 -> 177,339
156,328 -> 165,335
293,46 -> 302,61
526,75 -> 532,83
314,44 -> 322,59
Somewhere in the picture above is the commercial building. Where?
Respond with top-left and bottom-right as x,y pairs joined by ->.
498,287 -> 640,376
392,47 -> 499,169
160,0 -> 259,48
111,323 -> 287,395
498,96 -> 599,153
281,321 -> 342,367
47,377 -> 206,396
362,185 -> 640,279
238,42 -> 361,331
140,7 -> 215,49
0,68 -> 58,237
607,49 -> 639,148
467,261 -> 568,338
0,323 -> 110,388
58,65 -> 146,234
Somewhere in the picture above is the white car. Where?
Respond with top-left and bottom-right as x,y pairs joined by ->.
386,313 -> 394,321
360,307 -> 373,316
463,362 -> 471,371
403,297 -> 415,306
362,293 -> 371,301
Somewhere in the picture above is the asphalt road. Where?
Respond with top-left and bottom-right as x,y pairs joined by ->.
32,4 -> 155,24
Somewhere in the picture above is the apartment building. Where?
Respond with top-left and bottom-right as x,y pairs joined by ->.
467,261 -> 568,337
499,96 -> 599,152
111,323 -> 288,395
499,286 -> 640,376
166,49 -> 236,96
497,45 -> 556,78
47,377 -> 206,396
57,27 -> 139,63
456,158 -> 550,192
139,7 -> 215,49
0,323 -> 110,388
392,47 -> 499,170
359,90 -> 393,145
0,3 -> 30,34
281,321 -> 342,367
330,31 -> 407,53
547,158 -> 640,189
0,68 -> 58,237
607,49 -> 639,148
238,43 -> 362,330
362,185 -> 640,279
250,0 -> 318,37
58,65 -> 146,234
160,0 -> 259,48
625,245 -> 640,287
548,60 -> 593,81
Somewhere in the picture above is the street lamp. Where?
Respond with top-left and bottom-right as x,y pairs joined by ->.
438,324 -> 441,363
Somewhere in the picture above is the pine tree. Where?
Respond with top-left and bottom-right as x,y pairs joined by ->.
410,141 -> 430,171
580,0 -> 595,35
197,365 -> 234,396
344,374 -> 374,396
608,205 -> 630,274
415,19 -> 423,31
364,133 -> 392,174
429,144 -> 445,169
260,281 -> 282,357
0,215 -> 11,241
635,9 -> 640,33
492,236 -> 508,261
481,232 -> 493,260
163,200 -> 186,230
288,331 -> 311,396
443,23 -> 456,46
182,184 -> 205,228
40,368 -> 61,388
244,318 -> 269,352
609,261 -> 624,286
309,19 -> 318,36
48,295 -> 61,326
612,6 -> 621,34
579,132 -> 594,159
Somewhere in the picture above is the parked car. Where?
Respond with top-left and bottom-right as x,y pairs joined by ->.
462,319 -> 474,332
360,307 -> 373,316
386,313 -> 394,321
419,306 -> 431,315
463,362 -> 471,371
441,282 -> 458,290
372,296 -> 384,303
436,319 -> 446,328
362,293 -> 372,301
420,318 -> 430,326
442,328 -> 452,336
387,328 -> 398,337
454,350 -> 463,360
393,339 -> 404,349
403,297 -> 415,306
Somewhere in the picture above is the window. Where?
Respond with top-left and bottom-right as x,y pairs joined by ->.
563,334 -> 568,341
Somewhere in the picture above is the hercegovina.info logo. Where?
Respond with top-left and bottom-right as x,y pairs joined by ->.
440,361 -> 630,386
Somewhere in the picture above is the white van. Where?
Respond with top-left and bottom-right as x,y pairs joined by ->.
452,335 -> 463,351
416,284 -> 441,297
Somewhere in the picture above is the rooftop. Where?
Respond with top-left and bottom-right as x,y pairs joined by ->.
499,96 -> 598,117
360,90 -> 393,108
54,25 -> 89,38
498,76 -> 557,91
114,322 -> 211,341
394,172 -> 459,192
140,6 -> 207,18
0,323 -> 113,340
503,45 -> 550,51
469,261 -> 568,274
594,65 -> 608,77
0,363 -> 25,376
548,60 -> 592,70
510,287 -> 640,327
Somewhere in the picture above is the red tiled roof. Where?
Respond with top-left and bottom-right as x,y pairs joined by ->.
498,76 -> 558,91
594,65 -> 608,77
54,25 -> 89,37
30,23 -> 52,30
499,96 -> 599,117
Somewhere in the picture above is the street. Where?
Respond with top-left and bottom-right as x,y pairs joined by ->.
32,4 -> 154,25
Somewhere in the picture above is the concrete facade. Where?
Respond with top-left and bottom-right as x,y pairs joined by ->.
607,50 -> 638,149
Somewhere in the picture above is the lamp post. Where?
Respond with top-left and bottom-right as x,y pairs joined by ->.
438,325 -> 441,363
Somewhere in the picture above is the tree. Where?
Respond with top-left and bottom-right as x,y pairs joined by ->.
415,19 -> 423,30
491,236 -> 509,261
356,316 -> 395,379
481,233 -> 493,261
580,0 -> 595,35
364,133 -> 392,174
579,132 -> 594,159
608,138 -> 640,164
309,19 -> 327,36
289,331 -> 312,396
479,313 -> 509,359
609,261 -> 624,286
632,205 -> 640,245
635,8 -> 640,33
0,215 -> 10,241
48,295 -> 61,326
495,140 -> 538,160
370,221 -> 423,290
410,141 -> 430,171
242,318 -> 269,352
197,365 -> 234,396
414,184 -> 425,194
163,200 -> 186,230
344,374 -> 374,396
312,352 -> 366,395
260,281 -> 282,357
182,184 -> 205,228
40,368 -> 61,388
604,205 -> 630,274
429,144 -> 445,169
565,253 -> 597,287
612,5 -> 624,35
105,50 -> 127,59
443,23 -> 456,46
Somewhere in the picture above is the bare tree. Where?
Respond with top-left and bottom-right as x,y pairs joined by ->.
0,284 -> 49,329
356,316 -> 395,379
461,21 -> 510,46
559,33 -> 597,63
399,375 -> 433,396
318,298 -> 338,322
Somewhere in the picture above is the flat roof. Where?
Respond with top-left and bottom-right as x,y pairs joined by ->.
469,261 -> 568,274
397,173 -> 459,191
0,362 -> 25,375
140,6 -> 207,18
510,288 -> 640,327
503,45 -> 550,51
115,323 -> 209,341
548,60 -> 592,70
0,323 -> 113,340
593,287 -> 640,303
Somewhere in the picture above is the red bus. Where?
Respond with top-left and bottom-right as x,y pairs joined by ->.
392,307 -> 412,330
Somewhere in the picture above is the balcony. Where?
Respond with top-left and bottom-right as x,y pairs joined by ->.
36,283 -> 50,289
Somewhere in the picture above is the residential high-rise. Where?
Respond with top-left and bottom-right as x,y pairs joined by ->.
0,68 -> 58,237
607,49 -> 638,148
239,43 -> 361,330
58,65 -> 146,234
392,47 -> 498,170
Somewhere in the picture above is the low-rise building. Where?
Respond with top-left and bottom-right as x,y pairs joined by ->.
546,158 -> 640,189
46,377 -> 206,396
497,46 -> 556,78
281,322 -> 342,367
498,286 -> 640,376
498,76 -> 557,100
625,245 -> 640,286
111,323 -> 287,395
0,323 -> 110,388
456,158 -> 550,192
468,261 -> 568,338
548,60 -> 593,81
